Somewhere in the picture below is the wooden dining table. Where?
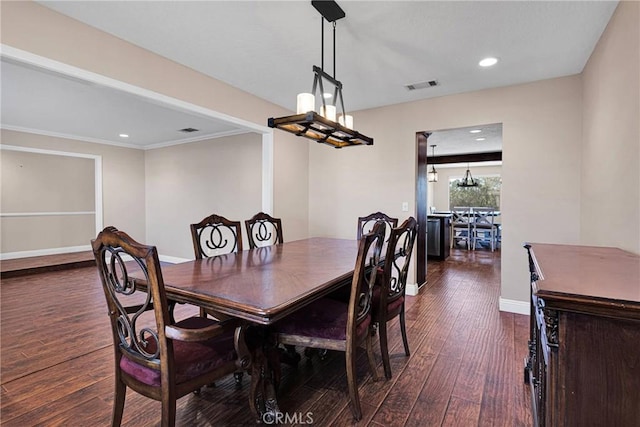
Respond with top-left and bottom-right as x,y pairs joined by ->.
152,237 -> 360,421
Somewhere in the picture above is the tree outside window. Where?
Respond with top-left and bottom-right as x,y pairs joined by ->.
449,176 -> 501,209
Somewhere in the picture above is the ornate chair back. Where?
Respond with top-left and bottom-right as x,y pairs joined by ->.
374,216 -> 418,379
357,211 -> 398,241
190,213 -> 243,259
349,221 -> 386,339
244,212 -> 283,249
380,216 -> 418,311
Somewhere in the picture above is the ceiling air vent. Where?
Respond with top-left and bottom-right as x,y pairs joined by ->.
179,127 -> 199,133
405,80 -> 439,91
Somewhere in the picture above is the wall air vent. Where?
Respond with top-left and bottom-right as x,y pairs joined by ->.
405,80 -> 439,91
179,127 -> 199,133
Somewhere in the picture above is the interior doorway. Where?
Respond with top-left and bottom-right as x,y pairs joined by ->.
415,124 -> 503,287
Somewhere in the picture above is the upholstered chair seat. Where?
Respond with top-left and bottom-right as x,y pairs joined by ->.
274,298 -> 371,342
120,317 -> 237,387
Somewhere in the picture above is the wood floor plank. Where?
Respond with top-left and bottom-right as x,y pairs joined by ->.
440,396 -> 482,426
370,353 -> 437,426
478,312 -> 516,426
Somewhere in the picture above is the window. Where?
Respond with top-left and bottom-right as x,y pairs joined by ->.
449,176 -> 501,209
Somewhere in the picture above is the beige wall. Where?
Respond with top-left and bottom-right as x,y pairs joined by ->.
144,133 -> 263,259
581,1 -> 640,255
1,148 -> 96,253
273,132 -> 310,243
310,76 -> 584,303
1,129 -> 146,243
1,150 -> 94,212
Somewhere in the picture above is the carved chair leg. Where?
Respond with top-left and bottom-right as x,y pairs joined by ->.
378,320 -> 392,380
345,344 -> 362,421
161,395 -> 177,427
399,305 -> 410,357
365,333 -> 378,382
112,375 -> 127,427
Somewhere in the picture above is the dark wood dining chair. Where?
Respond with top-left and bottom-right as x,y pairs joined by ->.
372,216 -> 418,379
190,214 -> 248,384
244,212 -> 283,249
272,222 -> 386,420
190,213 -> 243,259
92,227 -> 250,427
357,211 -> 398,240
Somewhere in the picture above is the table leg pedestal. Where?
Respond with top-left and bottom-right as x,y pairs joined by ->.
246,326 -> 282,423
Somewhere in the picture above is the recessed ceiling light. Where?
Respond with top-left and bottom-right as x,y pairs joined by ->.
469,129 -> 482,134
119,134 -> 129,138
479,57 -> 499,67
476,137 -> 486,141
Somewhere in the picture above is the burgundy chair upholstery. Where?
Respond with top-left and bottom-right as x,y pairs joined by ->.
92,227 -> 250,427
273,222 -> 386,421
371,216 -> 418,379
274,298 -> 371,341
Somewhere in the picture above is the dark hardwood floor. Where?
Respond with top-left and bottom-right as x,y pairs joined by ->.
0,248 -> 531,426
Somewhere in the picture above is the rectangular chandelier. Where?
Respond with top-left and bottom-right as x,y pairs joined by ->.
267,0 -> 374,149
268,111 -> 373,148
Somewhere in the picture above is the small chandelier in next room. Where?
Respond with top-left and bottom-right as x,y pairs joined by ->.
428,145 -> 438,182
267,0 -> 373,148
458,164 -> 479,187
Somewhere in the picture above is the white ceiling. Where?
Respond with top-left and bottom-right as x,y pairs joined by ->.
429,123 -> 502,156
1,1 -> 617,151
1,58 -> 246,149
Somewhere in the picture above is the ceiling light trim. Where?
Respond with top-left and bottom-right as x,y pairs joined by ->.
0,124 -> 143,150
144,128 -> 252,150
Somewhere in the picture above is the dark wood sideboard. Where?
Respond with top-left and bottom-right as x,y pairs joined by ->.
523,243 -> 640,426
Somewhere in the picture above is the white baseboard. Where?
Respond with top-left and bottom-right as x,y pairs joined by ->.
159,255 -> 191,264
1,246 -> 190,266
405,282 -> 419,296
499,297 -> 529,315
103,253 -> 189,265
0,245 -> 91,261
